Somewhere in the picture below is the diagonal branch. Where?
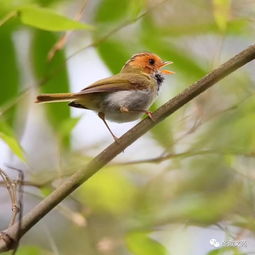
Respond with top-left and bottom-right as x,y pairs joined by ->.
1,43 -> 255,252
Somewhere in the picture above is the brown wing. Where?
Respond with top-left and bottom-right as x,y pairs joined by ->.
77,73 -> 153,95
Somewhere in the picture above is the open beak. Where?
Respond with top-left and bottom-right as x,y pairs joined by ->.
160,61 -> 175,75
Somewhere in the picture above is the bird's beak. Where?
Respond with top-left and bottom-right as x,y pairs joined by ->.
160,61 -> 175,75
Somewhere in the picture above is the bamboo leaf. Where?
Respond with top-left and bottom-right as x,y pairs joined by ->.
212,0 -> 231,31
78,167 -> 137,214
15,245 -> 44,255
128,0 -> 146,19
207,246 -> 243,255
97,40 -> 132,74
0,120 -> 25,161
126,232 -> 168,255
94,0 -> 129,24
32,30 -> 71,145
17,5 -> 92,31
0,29 -> 20,124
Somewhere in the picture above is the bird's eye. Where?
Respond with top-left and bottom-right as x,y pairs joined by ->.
149,58 -> 155,65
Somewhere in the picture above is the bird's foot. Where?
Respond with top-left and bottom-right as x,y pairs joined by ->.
145,111 -> 155,121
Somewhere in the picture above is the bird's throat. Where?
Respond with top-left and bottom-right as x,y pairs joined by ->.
154,73 -> 164,91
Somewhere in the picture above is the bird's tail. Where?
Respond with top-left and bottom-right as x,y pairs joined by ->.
35,93 -> 76,103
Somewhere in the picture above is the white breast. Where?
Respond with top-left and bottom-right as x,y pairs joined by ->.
101,89 -> 156,123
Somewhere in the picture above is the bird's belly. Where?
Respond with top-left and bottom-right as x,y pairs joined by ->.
101,90 -> 155,123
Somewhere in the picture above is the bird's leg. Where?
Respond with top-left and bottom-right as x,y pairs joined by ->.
120,106 -> 155,121
98,112 -> 119,142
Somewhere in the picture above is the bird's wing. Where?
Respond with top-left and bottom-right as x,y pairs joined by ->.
77,73 -> 153,95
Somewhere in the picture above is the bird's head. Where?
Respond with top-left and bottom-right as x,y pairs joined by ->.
121,52 -> 174,75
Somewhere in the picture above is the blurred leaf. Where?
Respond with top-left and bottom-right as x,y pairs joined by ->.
0,120 -> 25,161
17,5 -> 92,31
184,185 -> 240,224
94,0 -> 129,24
97,40 -> 132,74
139,19 -> 249,37
141,17 -> 207,82
126,231 -> 168,255
0,28 -> 19,124
207,246 -> 243,255
128,0 -> 146,19
40,186 -> 53,197
78,167 -> 137,214
14,245 -> 44,255
194,96 -> 255,154
213,0 -> 231,31
144,154 -> 244,226
36,0 -> 67,7
226,19 -> 250,35
32,30 -> 71,143
17,246 -> 42,255
157,186 -> 240,225
174,156 -> 241,224
58,116 -> 81,147
234,215 -> 255,232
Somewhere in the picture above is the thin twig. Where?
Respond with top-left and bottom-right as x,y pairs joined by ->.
0,11 -> 17,27
0,170 -> 18,227
113,150 -> 255,165
47,0 -> 89,61
8,166 -> 24,255
0,168 -> 24,253
0,43 -> 255,252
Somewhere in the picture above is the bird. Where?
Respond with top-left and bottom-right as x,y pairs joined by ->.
35,52 -> 174,142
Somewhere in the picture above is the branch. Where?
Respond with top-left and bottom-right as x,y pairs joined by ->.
113,150 -> 255,165
1,44 -> 255,252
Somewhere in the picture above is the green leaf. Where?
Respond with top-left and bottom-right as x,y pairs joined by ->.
126,231 -> 168,255
17,5 -> 92,31
0,120 -> 25,161
40,186 -> 53,197
78,167 -> 137,214
97,40 -> 132,74
213,0 -> 231,31
0,29 -> 20,124
32,30 -> 71,136
138,19 -> 249,38
128,0 -> 146,19
14,245 -> 43,255
94,0 -> 129,24
207,246 -> 243,255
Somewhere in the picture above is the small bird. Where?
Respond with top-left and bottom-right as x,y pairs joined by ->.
36,52 -> 174,141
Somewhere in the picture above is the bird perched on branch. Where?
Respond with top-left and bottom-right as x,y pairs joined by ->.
36,52 -> 174,142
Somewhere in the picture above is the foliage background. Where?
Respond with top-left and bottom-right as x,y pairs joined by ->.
0,0 -> 255,254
